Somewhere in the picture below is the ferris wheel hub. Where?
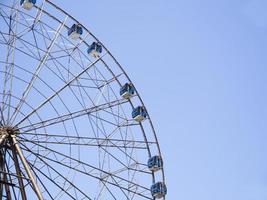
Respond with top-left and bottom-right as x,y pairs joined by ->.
0,126 -> 19,145
0,126 -> 18,135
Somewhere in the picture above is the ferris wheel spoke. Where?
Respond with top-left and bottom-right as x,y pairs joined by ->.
18,124 -> 150,155
31,29 -> 43,60
18,98 -> 127,132
8,5 -> 20,124
0,3 -> 20,126
10,16 -> 69,124
0,31 -> 8,46
17,133 -> 155,150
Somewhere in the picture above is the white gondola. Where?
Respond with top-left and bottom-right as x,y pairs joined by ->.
148,156 -> 163,172
120,83 -> 135,99
68,24 -> 83,40
87,42 -> 102,58
151,182 -> 167,199
132,106 -> 147,122
20,0 -> 36,10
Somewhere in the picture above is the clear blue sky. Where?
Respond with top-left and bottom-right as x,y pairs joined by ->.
53,0 -> 267,199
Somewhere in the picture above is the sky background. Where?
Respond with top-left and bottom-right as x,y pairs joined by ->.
52,0 -> 267,199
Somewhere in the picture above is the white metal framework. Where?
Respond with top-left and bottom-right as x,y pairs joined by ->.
0,0 -> 166,199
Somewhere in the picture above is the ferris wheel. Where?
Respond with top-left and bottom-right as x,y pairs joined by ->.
0,0 -> 167,199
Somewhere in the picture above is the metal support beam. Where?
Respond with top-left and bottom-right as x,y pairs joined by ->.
3,170 -> 11,200
1,154 -> 11,200
0,150 -> 4,200
0,134 -> 8,147
11,143 -> 27,200
11,135 -> 44,200
0,178 -> 2,200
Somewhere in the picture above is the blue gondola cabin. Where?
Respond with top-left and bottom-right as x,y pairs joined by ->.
148,156 -> 163,172
120,83 -> 135,99
132,106 -> 147,122
20,0 -> 36,10
68,24 -> 83,40
151,182 -> 167,199
87,42 -> 102,58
